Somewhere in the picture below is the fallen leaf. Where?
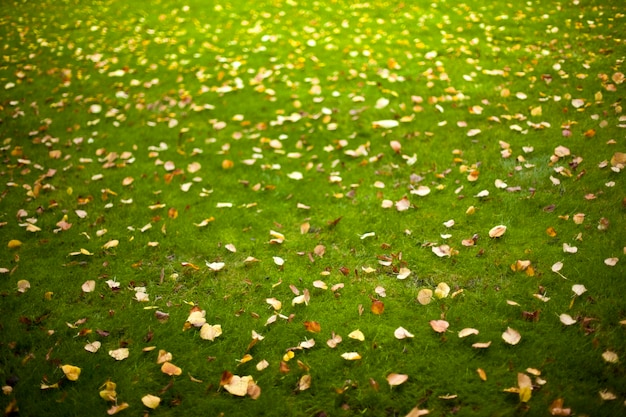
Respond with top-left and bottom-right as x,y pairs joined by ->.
8,239 -> 22,249
489,225 -> 507,238
602,350 -> 619,363
327,332 -> 342,348
17,280 -> 31,293
372,119 -> 399,129
256,360 -> 269,371
200,324 -> 222,341
266,298 -> 282,310
429,320 -> 449,333
387,373 -> 409,387
394,327 -> 414,339
371,299 -> 385,315
141,394 -> 161,409
477,368 -> 487,381
548,398 -> 572,416
161,362 -> 182,376
102,239 -> 119,250
224,375 -> 254,396
206,261 -> 225,271
341,352 -> 361,360
563,243 -> 578,254
572,284 -> 587,296
417,289 -> 433,305
81,280 -> 96,293
559,314 -> 577,325
298,374 -> 312,391
156,350 -> 173,364
405,406 -> 430,417
109,348 -> 129,361
458,328 -> 479,338
61,364 -> 81,381
85,341 -> 101,353
304,321 -> 321,333
107,403 -> 129,415
434,282 -> 450,299
518,373 -> 533,402
502,327 -> 521,345
348,329 -> 365,341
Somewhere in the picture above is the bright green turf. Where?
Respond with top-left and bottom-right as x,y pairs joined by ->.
1,0 -> 625,416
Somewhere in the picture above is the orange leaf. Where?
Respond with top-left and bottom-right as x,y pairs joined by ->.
546,227 -> 557,237
477,368 -> 487,381
303,321 -> 321,333
371,299 -> 385,315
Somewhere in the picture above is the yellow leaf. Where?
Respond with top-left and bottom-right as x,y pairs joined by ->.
434,282 -> 450,299
61,364 -> 81,381
477,368 -> 487,381
348,329 -> 365,341
518,373 -> 533,402
141,394 -> 161,409
7,239 -> 22,249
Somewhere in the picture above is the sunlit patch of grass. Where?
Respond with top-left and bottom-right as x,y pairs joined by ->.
1,0 -> 625,416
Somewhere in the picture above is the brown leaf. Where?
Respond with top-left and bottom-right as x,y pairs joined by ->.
220,370 -> 234,386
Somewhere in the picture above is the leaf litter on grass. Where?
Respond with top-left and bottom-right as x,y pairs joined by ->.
0,0 -> 624,415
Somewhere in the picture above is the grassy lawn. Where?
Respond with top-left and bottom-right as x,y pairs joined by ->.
1,0 -> 625,415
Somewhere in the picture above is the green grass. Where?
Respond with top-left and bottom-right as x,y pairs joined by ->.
1,0 -> 625,416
